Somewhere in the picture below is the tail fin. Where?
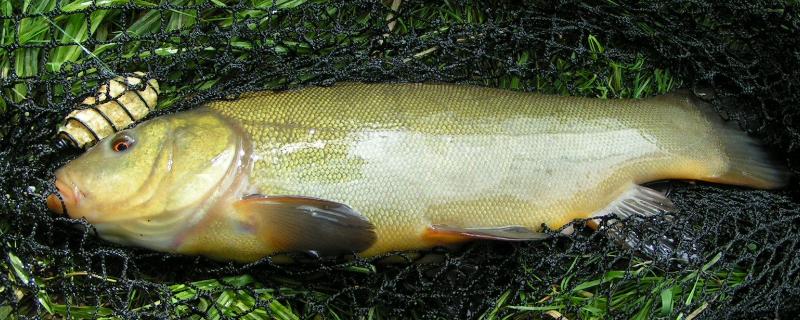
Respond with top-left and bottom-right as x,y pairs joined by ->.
711,124 -> 791,189
680,91 -> 792,189
659,90 -> 791,189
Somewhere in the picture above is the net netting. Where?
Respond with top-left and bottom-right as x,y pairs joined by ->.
1,0 -> 799,318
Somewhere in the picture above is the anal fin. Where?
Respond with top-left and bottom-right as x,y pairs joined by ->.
591,184 -> 699,265
425,224 -> 548,243
591,184 -> 675,224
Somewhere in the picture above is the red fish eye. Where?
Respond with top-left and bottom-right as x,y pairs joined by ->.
111,135 -> 134,152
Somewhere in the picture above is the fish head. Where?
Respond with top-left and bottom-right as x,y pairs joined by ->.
46,110 -> 247,247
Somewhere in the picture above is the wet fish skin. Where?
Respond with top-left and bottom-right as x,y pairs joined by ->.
46,83 -> 788,262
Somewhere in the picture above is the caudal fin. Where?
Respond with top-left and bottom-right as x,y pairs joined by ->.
711,125 -> 791,189
672,90 -> 792,189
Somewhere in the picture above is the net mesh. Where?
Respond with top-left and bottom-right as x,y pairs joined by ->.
1,0 -> 799,318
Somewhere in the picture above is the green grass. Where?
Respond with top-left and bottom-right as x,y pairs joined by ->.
37,274 -> 303,319
4,249 -> 745,320
483,253 -> 745,320
1,0 -> 676,106
0,1 -> 732,319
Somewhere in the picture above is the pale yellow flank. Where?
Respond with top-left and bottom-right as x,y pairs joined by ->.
48,83 -> 787,262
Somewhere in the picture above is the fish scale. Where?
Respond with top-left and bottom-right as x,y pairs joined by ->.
207,83 -> 724,256
47,82 -> 787,261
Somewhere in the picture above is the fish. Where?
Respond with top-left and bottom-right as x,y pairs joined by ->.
45,83 -> 789,262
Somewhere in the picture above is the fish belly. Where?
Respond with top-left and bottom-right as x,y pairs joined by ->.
208,83 -> 723,255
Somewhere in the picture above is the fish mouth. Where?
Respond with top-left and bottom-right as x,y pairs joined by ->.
46,172 -> 82,217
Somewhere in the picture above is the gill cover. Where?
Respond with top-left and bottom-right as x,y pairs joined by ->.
54,109 -> 247,250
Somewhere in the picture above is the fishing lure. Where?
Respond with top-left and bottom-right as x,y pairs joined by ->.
56,72 -> 159,149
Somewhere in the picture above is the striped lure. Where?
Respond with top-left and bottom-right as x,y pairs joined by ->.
57,72 -> 159,149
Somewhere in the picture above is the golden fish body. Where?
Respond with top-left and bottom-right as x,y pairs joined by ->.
48,83 -> 787,262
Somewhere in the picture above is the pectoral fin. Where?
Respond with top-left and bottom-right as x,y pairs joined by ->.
425,224 -> 548,243
234,195 -> 376,256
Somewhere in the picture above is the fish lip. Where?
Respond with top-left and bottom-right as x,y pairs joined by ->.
50,170 -> 83,217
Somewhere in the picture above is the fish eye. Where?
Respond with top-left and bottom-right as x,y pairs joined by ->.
111,134 -> 134,153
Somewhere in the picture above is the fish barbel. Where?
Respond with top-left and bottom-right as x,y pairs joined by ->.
46,83 -> 788,262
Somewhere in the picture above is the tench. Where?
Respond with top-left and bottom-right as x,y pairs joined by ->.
46,83 -> 789,262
